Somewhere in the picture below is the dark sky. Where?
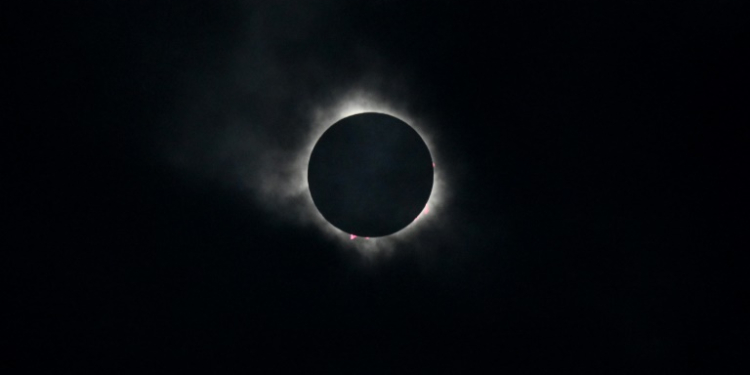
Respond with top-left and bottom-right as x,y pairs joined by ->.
7,1 -> 745,373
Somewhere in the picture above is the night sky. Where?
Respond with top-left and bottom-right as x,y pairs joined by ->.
7,1 -> 745,373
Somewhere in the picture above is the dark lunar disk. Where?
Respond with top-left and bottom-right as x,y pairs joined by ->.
308,112 -> 434,237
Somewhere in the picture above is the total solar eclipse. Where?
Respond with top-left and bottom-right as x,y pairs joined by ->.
308,112 -> 433,238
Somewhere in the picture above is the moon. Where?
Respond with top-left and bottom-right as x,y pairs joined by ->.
307,112 -> 434,238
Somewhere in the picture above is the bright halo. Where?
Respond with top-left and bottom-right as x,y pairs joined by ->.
292,89 -> 448,255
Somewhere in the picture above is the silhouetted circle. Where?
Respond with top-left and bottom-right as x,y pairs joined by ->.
308,112 -> 433,237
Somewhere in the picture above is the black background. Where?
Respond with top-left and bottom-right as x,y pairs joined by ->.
6,1 -> 746,373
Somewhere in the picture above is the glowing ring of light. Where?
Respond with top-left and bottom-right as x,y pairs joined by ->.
293,90 -> 448,255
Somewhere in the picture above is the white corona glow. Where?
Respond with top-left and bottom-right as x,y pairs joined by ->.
290,89 -> 449,256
